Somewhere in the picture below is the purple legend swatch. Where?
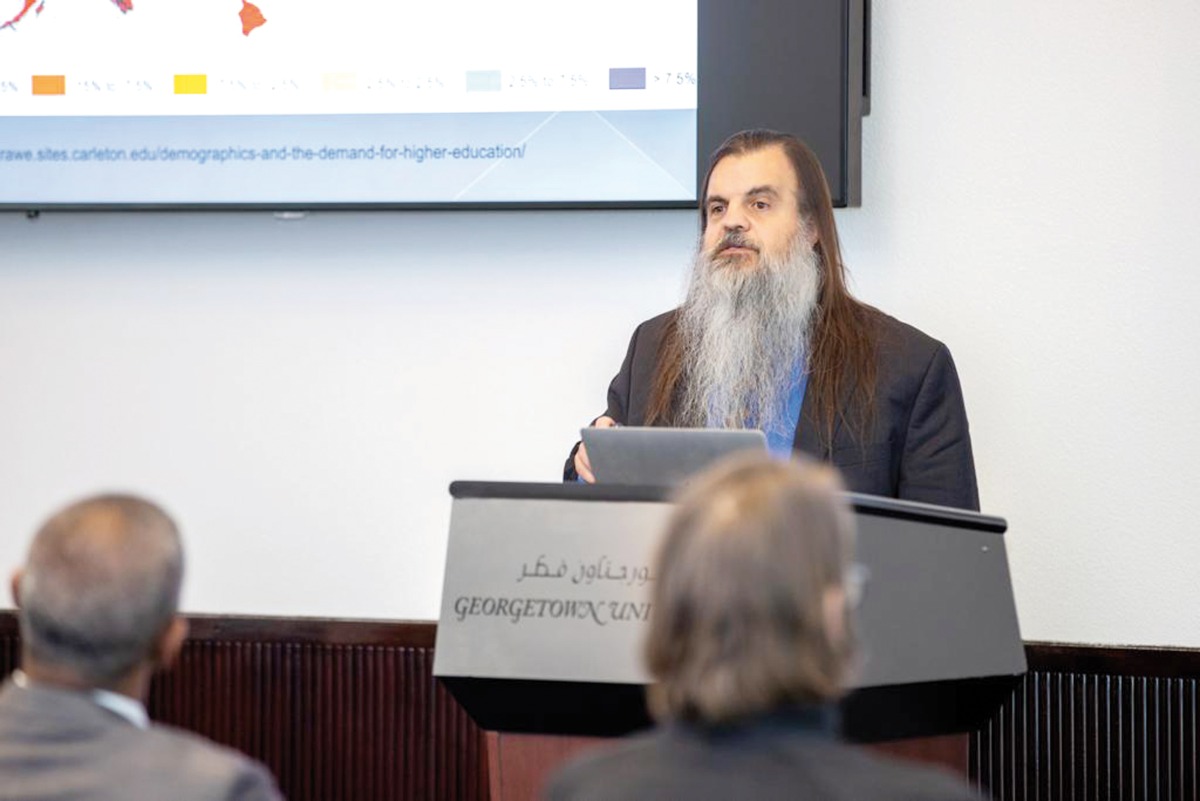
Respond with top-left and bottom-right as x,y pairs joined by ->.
608,68 -> 646,90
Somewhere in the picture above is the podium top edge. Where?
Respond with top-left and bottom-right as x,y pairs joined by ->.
447,481 -> 1007,534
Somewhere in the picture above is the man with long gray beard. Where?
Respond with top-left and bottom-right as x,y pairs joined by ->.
565,130 -> 978,510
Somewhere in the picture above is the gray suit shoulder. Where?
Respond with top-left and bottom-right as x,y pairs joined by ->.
122,723 -> 283,801
0,681 -> 284,801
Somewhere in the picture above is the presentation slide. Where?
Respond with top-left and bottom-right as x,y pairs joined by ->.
0,0 -> 697,205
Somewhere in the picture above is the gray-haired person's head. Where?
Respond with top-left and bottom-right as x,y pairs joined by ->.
644,455 -> 858,725
16,494 -> 184,684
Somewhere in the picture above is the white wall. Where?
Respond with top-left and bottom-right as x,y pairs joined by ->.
2,2 -> 1198,646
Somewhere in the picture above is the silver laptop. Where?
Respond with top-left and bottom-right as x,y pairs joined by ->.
581,426 -> 768,486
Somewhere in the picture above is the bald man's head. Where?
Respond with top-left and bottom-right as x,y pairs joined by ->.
15,495 -> 184,684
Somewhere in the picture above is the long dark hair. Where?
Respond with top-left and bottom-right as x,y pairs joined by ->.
646,130 -> 879,448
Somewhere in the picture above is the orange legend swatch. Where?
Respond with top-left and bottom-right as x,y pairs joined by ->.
31,75 -> 66,95
174,74 -> 207,94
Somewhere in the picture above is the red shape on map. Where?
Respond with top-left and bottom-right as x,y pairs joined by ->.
1,0 -> 39,30
240,0 -> 266,36
3,0 -> 125,30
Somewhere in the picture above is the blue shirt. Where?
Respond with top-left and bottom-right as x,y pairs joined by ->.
718,359 -> 808,460
767,361 -> 808,459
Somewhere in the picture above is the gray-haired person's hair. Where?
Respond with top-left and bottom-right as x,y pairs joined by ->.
18,494 -> 184,684
644,455 -> 857,725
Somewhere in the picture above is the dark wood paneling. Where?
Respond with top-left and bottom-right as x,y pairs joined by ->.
182,615 -> 437,648
0,614 -> 17,699
4,614 -> 1199,801
0,613 -> 485,801
970,642 -> 1200,801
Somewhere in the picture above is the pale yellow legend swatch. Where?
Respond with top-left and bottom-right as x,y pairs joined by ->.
322,73 -> 356,92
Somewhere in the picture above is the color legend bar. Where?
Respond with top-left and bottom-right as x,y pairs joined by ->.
609,67 -> 646,90
322,73 -> 356,92
174,74 -> 207,95
31,75 -> 66,96
465,70 -> 502,92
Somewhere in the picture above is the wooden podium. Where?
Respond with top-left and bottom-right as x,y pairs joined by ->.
434,482 -> 1025,801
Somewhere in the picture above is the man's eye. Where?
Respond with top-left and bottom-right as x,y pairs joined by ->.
709,204 -> 725,215
753,200 -> 770,210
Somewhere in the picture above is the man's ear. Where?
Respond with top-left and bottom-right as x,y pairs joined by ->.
10,569 -> 22,608
805,223 -> 821,249
155,616 -> 189,671
822,584 -> 847,647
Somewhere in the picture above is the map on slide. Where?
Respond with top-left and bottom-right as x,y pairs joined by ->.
1,0 -> 266,34
1,1 -> 693,122
2,0 -> 52,31
0,0 -> 696,206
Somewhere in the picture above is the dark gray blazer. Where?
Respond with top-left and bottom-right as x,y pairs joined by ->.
545,706 -> 982,801
565,310 -> 979,511
0,680 -> 282,801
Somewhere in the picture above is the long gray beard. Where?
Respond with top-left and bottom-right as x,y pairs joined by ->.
676,235 -> 821,436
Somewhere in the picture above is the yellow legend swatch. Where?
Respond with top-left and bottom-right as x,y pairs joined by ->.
322,73 -> 356,92
31,75 -> 66,96
174,74 -> 207,95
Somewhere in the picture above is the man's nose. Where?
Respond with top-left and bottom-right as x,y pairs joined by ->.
722,207 -> 749,232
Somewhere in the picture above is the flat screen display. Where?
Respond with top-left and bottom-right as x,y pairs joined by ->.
0,0 -> 862,209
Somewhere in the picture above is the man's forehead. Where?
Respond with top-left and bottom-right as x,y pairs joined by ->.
707,145 -> 799,198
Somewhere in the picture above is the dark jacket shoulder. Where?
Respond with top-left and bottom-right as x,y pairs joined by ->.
871,309 -> 951,366
546,724 -> 981,801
